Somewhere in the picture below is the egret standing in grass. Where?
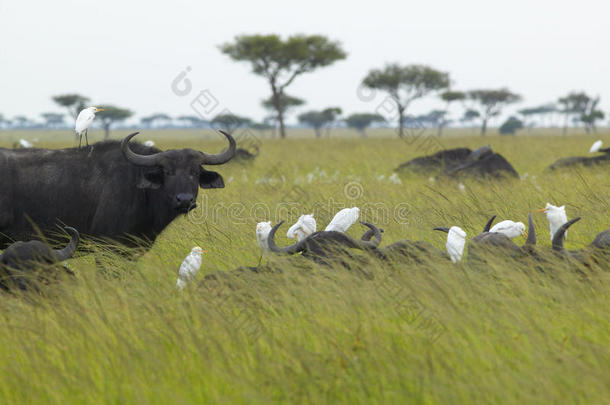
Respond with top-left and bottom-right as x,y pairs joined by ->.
287,214 -> 316,241
75,107 -> 104,148
325,207 -> 360,233
176,246 -> 205,290
538,203 -> 568,241
489,220 -> 527,239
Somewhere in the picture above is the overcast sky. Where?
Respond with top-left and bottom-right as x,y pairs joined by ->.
1,0 -> 608,125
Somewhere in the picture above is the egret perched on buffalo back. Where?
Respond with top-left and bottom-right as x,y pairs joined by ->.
287,214 -> 316,241
538,203 -> 568,241
325,207 -> 360,233
256,221 -> 272,251
144,140 -> 155,147
489,220 -> 527,239
19,139 -> 33,148
176,246 -> 205,290
589,140 -> 602,153
75,106 -> 104,148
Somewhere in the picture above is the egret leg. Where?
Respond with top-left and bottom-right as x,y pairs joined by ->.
78,133 -> 82,148
85,129 -> 89,146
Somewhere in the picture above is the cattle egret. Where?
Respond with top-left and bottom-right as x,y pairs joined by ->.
434,226 -> 467,263
256,221 -> 272,251
19,139 -> 33,148
589,140 -> 602,153
75,106 -> 104,147
287,214 -> 316,241
538,203 -> 568,241
176,246 -> 205,290
144,140 -> 155,147
489,220 -> 527,239
325,207 -> 360,232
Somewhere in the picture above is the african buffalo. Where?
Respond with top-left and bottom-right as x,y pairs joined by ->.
547,148 -> 610,170
396,146 -> 519,179
0,131 -> 235,248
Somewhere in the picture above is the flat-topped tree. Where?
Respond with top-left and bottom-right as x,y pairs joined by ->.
344,113 -> 385,137
262,93 -> 305,134
467,89 -> 521,135
97,105 -> 133,139
580,96 -> 604,133
362,64 -> 450,138
220,34 -> 346,138
298,107 -> 342,137
52,94 -> 90,120
177,115 -> 208,128
211,113 -> 251,133
558,92 -> 590,134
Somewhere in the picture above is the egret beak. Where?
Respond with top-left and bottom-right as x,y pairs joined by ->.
522,231 -> 528,238
536,208 -> 546,213
96,108 -> 104,112
202,249 -> 209,253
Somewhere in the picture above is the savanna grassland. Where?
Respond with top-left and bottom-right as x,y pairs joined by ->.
0,128 -> 608,404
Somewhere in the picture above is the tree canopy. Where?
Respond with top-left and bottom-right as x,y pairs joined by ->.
362,64 -> 450,137
211,113 -> 252,133
467,89 -> 521,135
344,113 -> 385,136
97,105 -> 133,139
298,107 -> 342,137
52,94 -> 90,119
220,34 -> 346,138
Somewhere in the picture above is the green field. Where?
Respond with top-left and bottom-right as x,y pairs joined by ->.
0,129 -> 609,404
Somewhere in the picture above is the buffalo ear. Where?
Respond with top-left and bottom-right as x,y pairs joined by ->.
199,168 -> 225,189
137,170 -> 163,189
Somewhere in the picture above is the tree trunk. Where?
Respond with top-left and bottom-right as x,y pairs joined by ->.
315,128 -> 321,138
104,124 -> 110,140
397,105 -> 405,138
481,118 -> 488,135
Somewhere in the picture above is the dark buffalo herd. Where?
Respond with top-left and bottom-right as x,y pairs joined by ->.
547,147 -> 610,170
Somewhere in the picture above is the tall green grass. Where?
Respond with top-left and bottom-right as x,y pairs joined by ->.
0,129 -> 608,403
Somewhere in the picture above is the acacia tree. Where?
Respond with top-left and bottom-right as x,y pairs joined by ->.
580,96 -> 604,133
211,113 -> 251,133
362,64 -> 449,138
467,89 -> 521,135
140,113 -> 171,129
460,109 -> 480,128
557,92 -> 591,134
262,94 -> 305,136
344,113 -> 385,137
439,90 -> 465,136
177,115 -> 208,128
298,107 -> 342,137
96,105 -> 133,139
52,94 -> 90,119
220,34 -> 346,139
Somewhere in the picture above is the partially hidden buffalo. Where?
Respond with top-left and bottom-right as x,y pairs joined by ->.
0,131 -> 235,248
547,148 -> 610,170
396,146 -> 519,179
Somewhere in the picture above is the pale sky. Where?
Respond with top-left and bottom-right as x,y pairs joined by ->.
0,0 -> 608,126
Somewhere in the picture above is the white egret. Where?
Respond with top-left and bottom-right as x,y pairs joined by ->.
538,203 -> 568,241
19,139 -> 33,148
287,214 -> 316,241
75,106 -> 104,147
489,220 -> 527,239
446,226 -> 467,263
144,140 -> 155,147
176,246 -> 205,290
325,207 -> 360,233
589,140 -> 602,153
256,221 -> 272,251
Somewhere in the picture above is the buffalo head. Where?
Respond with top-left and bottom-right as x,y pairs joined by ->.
121,131 -> 236,212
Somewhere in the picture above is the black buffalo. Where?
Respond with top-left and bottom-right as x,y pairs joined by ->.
547,148 -> 610,170
396,146 -> 519,179
0,131 -> 235,248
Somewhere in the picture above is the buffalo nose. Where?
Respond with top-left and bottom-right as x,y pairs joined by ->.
176,193 -> 194,207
